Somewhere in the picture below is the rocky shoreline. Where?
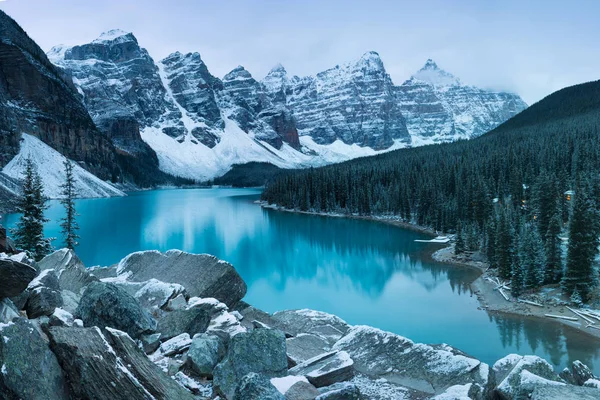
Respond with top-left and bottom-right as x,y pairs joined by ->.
1,248 -> 600,399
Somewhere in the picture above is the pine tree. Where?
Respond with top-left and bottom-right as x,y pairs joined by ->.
511,260 -> 525,298
519,223 -> 545,289
563,187 -> 599,302
11,159 -> 53,260
544,213 -> 563,284
455,223 -> 465,255
496,211 -> 513,280
60,159 -> 79,250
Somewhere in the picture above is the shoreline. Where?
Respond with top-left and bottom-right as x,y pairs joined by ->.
260,202 -> 600,341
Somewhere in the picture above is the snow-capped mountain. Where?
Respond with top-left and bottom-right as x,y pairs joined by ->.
48,30 -> 527,181
396,59 -> 528,143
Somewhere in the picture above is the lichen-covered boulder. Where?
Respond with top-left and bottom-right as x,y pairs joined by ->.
0,258 -> 37,298
186,333 -> 226,377
234,372 -> 285,400
76,281 -> 156,339
214,328 -> 288,399
114,250 -> 247,307
0,318 -> 71,399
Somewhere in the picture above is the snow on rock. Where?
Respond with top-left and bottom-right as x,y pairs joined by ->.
270,375 -> 309,394
3,134 -> 125,199
431,383 -> 473,400
157,333 -> 192,357
332,325 -> 489,396
493,354 -> 563,399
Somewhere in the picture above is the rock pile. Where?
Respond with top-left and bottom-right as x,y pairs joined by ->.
1,248 -> 599,399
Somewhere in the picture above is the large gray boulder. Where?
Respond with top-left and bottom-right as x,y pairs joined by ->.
272,309 -> 349,346
0,298 -> 19,323
108,278 -> 187,313
186,333 -> 226,377
38,249 -> 97,294
156,307 -> 212,340
234,373 -> 285,400
76,281 -> 156,339
115,250 -> 247,307
289,351 -> 354,388
284,380 -> 321,400
24,269 -> 63,318
493,354 -> 563,399
529,384 -> 600,399
0,258 -> 37,298
105,328 -> 195,399
213,328 -> 288,399
287,333 -> 332,365
0,318 -> 71,399
48,326 -> 193,399
333,326 -> 491,397
560,360 -> 595,386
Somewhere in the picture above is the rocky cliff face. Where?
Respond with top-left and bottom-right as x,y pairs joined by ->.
0,11 -> 117,180
47,29 -> 527,181
284,51 -> 410,150
396,59 -> 528,143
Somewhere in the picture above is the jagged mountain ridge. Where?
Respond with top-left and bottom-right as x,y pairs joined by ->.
48,29 -> 527,181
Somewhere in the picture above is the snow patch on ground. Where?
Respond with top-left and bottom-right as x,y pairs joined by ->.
270,375 -> 308,394
3,134 -> 125,199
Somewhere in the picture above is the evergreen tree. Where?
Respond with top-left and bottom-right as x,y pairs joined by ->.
563,187 -> 599,302
59,159 -> 79,250
454,223 -> 465,255
519,223 -> 545,289
496,211 -> 513,280
511,259 -> 525,298
485,217 -> 497,268
544,213 -> 563,284
11,159 -> 53,260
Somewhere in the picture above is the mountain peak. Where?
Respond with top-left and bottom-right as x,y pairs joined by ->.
412,59 -> 459,87
223,65 -> 253,81
92,29 -> 136,45
266,63 -> 287,78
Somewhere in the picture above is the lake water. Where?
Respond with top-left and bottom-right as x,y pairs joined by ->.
3,188 -> 600,374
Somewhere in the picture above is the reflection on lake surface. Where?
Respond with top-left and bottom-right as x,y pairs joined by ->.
3,188 -> 600,373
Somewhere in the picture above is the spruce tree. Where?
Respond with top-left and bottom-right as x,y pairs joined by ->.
544,213 -> 563,284
11,159 -> 53,260
455,223 -> 465,255
59,159 -> 79,250
496,211 -> 513,280
563,187 -> 599,302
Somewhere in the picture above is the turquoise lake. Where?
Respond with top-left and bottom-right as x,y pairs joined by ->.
3,188 -> 600,374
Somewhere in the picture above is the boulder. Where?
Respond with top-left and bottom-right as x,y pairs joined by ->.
38,249 -> 97,294
60,289 -> 80,314
48,326 -> 193,399
287,333 -> 331,365
156,307 -> 212,340
186,333 -> 226,377
105,328 -> 195,399
140,332 -> 162,354
0,298 -> 19,323
24,269 -> 63,318
559,360 -> 595,386
289,351 -> 354,388
115,250 -> 247,307
76,281 -> 156,339
234,372 -> 285,400
49,308 -> 75,327
206,310 -> 248,341
272,309 -> 349,346
529,384 -> 600,399
88,265 -> 118,279
0,318 -> 70,399
316,383 -> 361,400
132,279 -> 186,312
214,328 -> 288,399
270,376 -> 319,400
167,293 -> 188,310
0,258 -> 37,298
157,333 -> 192,356
333,326 -> 491,396
493,354 -> 563,399
234,302 -> 281,331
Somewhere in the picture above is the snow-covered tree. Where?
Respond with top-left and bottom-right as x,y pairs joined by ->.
59,159 -> 79,249
11,159 -> 53,260
544,213 -> 563,284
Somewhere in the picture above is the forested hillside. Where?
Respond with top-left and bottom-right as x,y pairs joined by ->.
262,79 -> 600,302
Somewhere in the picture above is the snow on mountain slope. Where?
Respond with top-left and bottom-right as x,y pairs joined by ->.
48,30 -> 527,181
3,134 -> 125,199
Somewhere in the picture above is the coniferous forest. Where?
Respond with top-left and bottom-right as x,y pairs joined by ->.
262,79 -> 600,303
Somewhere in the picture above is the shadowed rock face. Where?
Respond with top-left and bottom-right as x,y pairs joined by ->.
0,11 -> 118,179
0,258 -> 37,298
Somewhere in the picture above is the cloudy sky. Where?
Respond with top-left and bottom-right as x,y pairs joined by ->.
1,0 -> 597,104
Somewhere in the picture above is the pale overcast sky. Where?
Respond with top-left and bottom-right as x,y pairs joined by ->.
1,0 -> 598,104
